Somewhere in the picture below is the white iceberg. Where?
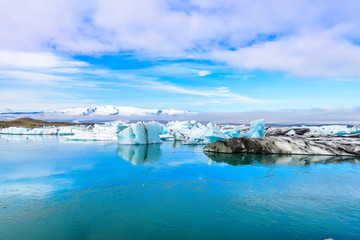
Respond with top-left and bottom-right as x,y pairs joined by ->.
0,127 -> 59,135
182,122 -> 227,145
220,124 -> 246,138
62,121 -> 128,141
163,121 -> 196,141
303,125 -> 360,137
160,121 -> 254,145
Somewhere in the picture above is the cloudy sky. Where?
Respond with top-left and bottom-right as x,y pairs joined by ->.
1,0 -> 360,115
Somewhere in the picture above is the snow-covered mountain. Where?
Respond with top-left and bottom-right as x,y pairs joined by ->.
56,105 -> 191,116
0,105 -> 194,122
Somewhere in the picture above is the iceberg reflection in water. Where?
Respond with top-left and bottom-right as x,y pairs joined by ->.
205,152 -> 360,166
0,134 -> 57,142
116,144 -> 162,165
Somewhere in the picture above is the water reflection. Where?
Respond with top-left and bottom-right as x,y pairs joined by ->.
205,152 -> 360,166
0,134 -> 56,142
171,141 -> 182,151
116,144 -> 162,165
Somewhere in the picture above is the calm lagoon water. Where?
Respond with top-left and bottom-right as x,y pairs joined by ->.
0,135 -> 360,240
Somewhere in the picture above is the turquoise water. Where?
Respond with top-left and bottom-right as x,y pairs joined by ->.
0,136 -> 360,240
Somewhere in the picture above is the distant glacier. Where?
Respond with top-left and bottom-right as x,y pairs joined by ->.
0,105 -> 195,123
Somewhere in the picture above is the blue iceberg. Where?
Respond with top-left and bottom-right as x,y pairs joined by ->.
245,119 -> 265,138
118,122 -> 163,144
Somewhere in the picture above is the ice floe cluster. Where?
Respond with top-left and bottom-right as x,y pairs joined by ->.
0,126 -> 74,135
303,125 -> 360,136
0,119 -> 265,144
266,124 -> 360,137
2,119 -> 359,145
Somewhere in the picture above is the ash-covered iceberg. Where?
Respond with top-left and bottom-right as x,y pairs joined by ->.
118,122 -> 163,144
204,136 -> 360,156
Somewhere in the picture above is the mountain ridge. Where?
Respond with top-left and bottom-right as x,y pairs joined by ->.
55,105 -> 192,116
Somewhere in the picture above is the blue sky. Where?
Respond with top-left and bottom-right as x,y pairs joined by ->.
1,0 -> 360,114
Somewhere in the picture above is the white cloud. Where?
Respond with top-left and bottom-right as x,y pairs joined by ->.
198,70 -> 211,77
1,0 -> 360,78
0,51 -> 87,69
1,0 -> 360,111
211,27 -> 360,77
0,51 -> 93,87
0,70 -> 68,82
124,79 -> 264,103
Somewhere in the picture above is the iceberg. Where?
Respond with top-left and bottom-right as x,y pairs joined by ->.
220,124 -> 246,138
62,121 -> 128,141
162,121 -> 227,145
245,119 -> 265,138
0,126 -> 76,136
204,136 -> 360,156
163,121 -> 195,141
146,121 -> 164,144
160,121 -> 250,144
182,122 -> 227,145
118,122 -> 163,144
304,125 -> 360,137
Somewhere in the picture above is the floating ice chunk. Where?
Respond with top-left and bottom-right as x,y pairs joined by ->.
220,124 -> 247,138
63,122 -> 127,141
222,129 -> 241,138
163,121 -> 237,144
245,119 -> 265,138
159,133 -> 175,140
117,127 -> 135,144
303,125 -> 360,137
181,122 -> 227,144
132,123 -> 147,144
57,126 -> 75,135
164,121 -> 194,141
286,130 -> 296,136
118,122 -> 163,144
0,127 -> 58,135
63,129 -> 118,141
146,122 -> 164,144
